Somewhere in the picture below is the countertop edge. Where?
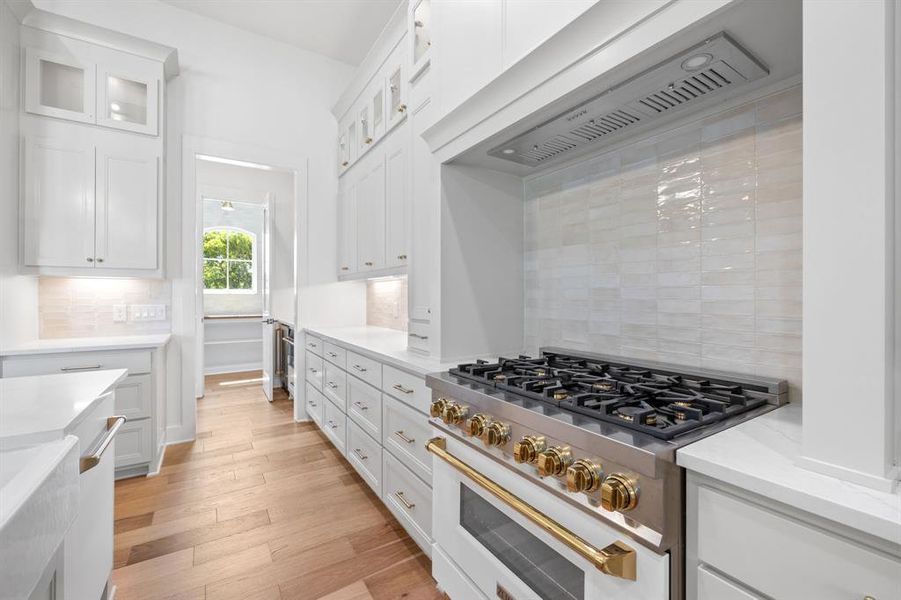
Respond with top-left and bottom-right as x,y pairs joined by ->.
303,327 -> 449,378
0,334 -> 172,357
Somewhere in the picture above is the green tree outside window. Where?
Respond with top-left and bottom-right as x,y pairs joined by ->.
203,228 -> 256,292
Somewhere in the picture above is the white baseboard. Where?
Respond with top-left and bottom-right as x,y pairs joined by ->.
204,362 -> 262,375
166,424 -> 196,445
146,441 -> 168,477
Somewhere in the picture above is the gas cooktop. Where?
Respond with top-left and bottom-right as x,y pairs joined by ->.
449,350 -> 782,440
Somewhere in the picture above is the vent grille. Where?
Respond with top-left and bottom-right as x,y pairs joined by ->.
488,33 -> 769,168
637,66 -> 733,114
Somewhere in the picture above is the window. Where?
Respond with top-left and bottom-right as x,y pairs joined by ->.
203,227 -> 256,293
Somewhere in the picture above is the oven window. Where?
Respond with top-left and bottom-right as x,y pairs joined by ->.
460,484 -> 585,600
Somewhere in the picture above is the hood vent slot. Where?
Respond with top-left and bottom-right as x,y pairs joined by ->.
488,33 -> 768,167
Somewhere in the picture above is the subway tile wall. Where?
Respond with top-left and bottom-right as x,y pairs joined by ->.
366,276 -> 408,331
39,277 -> 171,338
523,86 -> 802,399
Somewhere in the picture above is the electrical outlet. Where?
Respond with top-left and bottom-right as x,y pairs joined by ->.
128,304 -> 166,322
113,304 -> 127,323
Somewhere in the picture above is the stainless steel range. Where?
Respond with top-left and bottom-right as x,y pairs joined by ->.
425,347 -> 787,600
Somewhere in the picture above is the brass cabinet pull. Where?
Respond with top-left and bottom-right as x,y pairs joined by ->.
327,351 -> 338,358
309,367 -> 318,374
392,383 -> 414,395
353,400 -> 369,411
327,381 -> 338,389
308,342 -> 317,348
96,258 -> 104,263
397,254 -> 407,260
340,266 -> 349,271
86,257 -> 94,262
364,261 -> 374,267
352,364 -> 367,372
394,490 -> 415,510
309,401 -> 317,407
426,437 -> 637,580
80,416 -> 127,473
327,420 -> 338,429
61,364 -> 102,372
353,448 -> 368,460
394,430 -> 415,444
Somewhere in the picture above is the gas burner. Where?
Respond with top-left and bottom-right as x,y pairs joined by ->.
450,350 -> 775,440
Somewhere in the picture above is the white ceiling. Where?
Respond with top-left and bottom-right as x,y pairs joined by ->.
160,0 -> 403,66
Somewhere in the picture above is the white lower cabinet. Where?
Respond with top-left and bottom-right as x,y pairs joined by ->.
687,473 -> 901,600
115,419 -> 152,469
305,331 -> 433,556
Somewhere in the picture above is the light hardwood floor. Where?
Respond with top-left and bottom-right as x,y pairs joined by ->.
112,371 -> 443,600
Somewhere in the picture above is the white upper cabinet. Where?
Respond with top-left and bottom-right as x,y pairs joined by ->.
371,82 -> 386,143
94,133 -> 159,269
22,130 -> 95,268
411,0 -> 432,73
25,48 -> 96,125
96,64 -> 159,136
338,130 -> 349,170
356,159 -> 386,272
385,128 -> 409,269
358,103 -> 372,155
386,57 -> 407,131
338,183 -> 357,275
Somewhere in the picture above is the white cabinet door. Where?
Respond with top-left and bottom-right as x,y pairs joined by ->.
338,182 -> 358,276
370,80 -> 386,143
96,65 -> 159,136
408,92 -> 435,324
386,57 -> 407,131
356,159 -> 386,272
358,104 -> 372,156
94,134 -> 159,269
411,0 -> 433,73
385,130 -> 409,269
503,0 -> 596,68
24,47 -> 96,124
432,0 -> 502,115
23,132 -> 96,268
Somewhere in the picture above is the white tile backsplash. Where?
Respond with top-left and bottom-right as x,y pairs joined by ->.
524,86 -> 802,399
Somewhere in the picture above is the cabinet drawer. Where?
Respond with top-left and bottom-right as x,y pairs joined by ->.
304,335 -> 323,356
305,351 -> 323,391
697,566 -> 760,600
382,394 -> 432,483
348,375 -> 382,439
347,420 -> 382,496
323,362 -> 347,411
346,351 -> 381,389
114,374 -> 152,420
697,485 -> 901,600
305,382 -> 325,427
382,365 -> 429,414
383,451 -> 432,554
323,399 -> 346,455
406,321 -> 430,353
115,418 -> 152,468
322,342 -> 346,368
2,349 -> 151,377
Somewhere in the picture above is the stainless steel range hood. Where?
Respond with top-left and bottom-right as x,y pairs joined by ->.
487,33 -> 768,167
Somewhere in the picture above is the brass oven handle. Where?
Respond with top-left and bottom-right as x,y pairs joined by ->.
394,490 -> 415,510
80,416 -> 127,473
425,437 -> 637,580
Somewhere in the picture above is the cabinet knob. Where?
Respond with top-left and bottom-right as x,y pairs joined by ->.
397,254 -> 407,260
397,104 -> 407,113
364,261 -> 373,266
96,258 -> 104,263
340,266 -> 349,271
86,257 -> 94,262
364,137 -> 373,144
341,161 -> 349,167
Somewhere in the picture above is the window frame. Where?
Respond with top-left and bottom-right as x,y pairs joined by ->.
202,226 -> 258,295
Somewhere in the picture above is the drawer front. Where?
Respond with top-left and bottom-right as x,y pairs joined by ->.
382,365 -> 429,414
347,420 -> 382,496
304,351 -> 324,391
323,399 -> 346,454
346,351 -> 382,389
2,349 -> 152,377
697,485 -> 901,600
304,335 -> 323,356
305,382 -> 325,427
382,394 -> 432,482
115,418 -> 152,468
323,362 -> 347,411
114,374 -> 152,420
697,566 -> 760,600
348,375 -> 382,439
322,342 -> 346,368
406,321 -> 430,353
383,450 -> 433,545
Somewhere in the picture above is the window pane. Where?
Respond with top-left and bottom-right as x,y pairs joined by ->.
203,259 -> 227,289
203,231 -> 228,259
229,232 -> 253,260
229,261 -> 253,290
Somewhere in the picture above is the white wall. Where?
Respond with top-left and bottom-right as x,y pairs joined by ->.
29,0 -> 360,441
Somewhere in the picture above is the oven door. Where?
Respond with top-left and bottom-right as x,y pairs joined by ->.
430,434 -> 669,600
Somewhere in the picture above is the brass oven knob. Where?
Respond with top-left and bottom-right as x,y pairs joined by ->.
482,421 -> 510,447
466,413 -> 489,437
536,446 -> 573,478
442,402 -> 469,425
600,473 -> 639,512
513,436 -> 546,464
429,398 -> 449,418
565,459 -> 604,493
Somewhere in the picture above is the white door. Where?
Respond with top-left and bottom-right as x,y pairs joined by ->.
385,131 -> 409,268
23,132 -> 96,268
94,134 -> 159,269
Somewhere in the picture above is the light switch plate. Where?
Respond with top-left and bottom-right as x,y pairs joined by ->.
128,304 -> 166,321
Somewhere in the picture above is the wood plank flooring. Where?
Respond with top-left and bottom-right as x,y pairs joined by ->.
112,371 -> 443,600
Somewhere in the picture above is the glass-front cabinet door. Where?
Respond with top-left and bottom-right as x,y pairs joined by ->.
359,105 -> 372,155
97,67 -> 159,135
387,63 -> 406,131
371,84 -> 385,142
25,48 -> 96,124
412,0 -> 432,69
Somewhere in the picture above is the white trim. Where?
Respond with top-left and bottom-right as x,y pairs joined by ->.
203,361 -> 263,375
796,456 -> 900,495
146,439 -> 167,477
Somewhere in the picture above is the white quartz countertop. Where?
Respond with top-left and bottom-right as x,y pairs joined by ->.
677,403 -> 901,546
0,369 -> 127,448
0,333 -> 171,357
303,326 -> 463,377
